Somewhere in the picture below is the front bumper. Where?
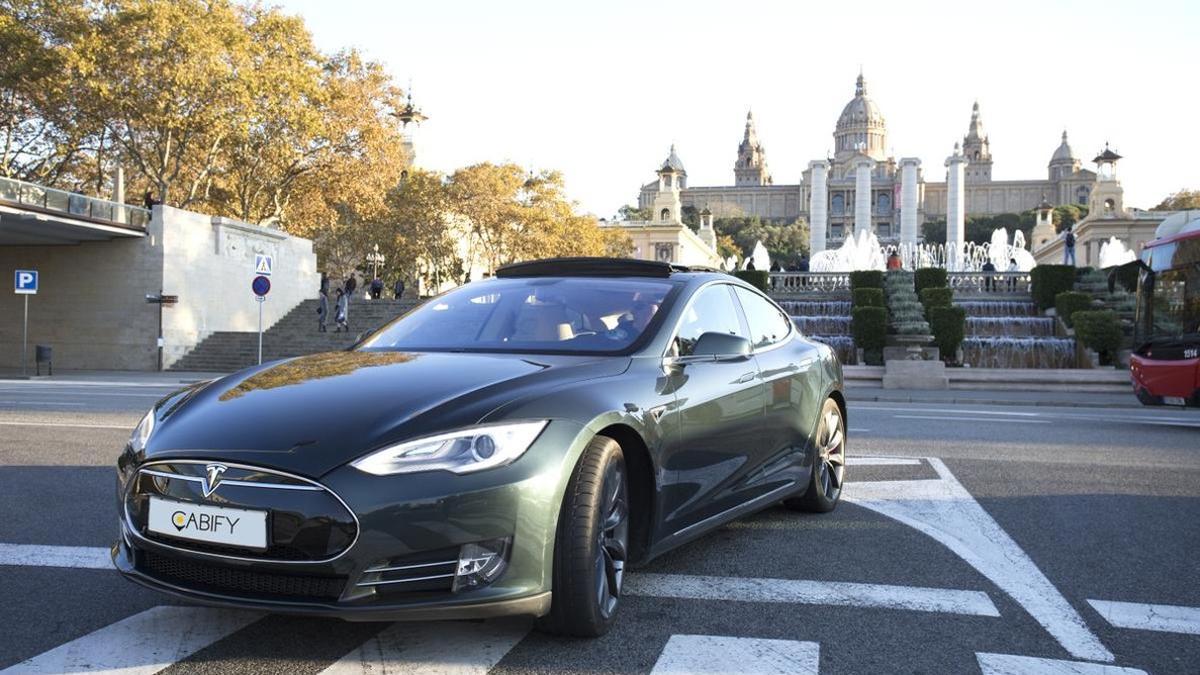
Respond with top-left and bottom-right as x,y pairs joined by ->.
113,420 -> 589,621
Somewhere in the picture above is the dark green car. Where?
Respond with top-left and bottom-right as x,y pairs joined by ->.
113,257 -> 846,637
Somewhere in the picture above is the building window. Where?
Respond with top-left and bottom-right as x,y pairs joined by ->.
1104,198 -> 1115,214
1076,186 -> 1089,205
654,243 -> 675,262
660,208 -> 670,221
877,193 -> 891,214
831,194 -> 845,215
663,174 -> 672,188
877,222 -> 891,237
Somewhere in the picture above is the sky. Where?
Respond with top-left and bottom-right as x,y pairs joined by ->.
275,0 -> 1198,217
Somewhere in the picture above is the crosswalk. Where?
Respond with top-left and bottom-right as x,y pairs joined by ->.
0,455 -> 1179,674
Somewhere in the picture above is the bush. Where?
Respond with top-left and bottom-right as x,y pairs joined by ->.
851,306 -> 887,360
852,287 -> 884,307
927,305 -> 967,362
1073,310 -> 1123,364
1055,291 -> 1093,328
914,267 -> 948,294
849,270 -> 884,290
919,287 -> 954,310
1030,264 -> 1076,311
734,270 -> 769,292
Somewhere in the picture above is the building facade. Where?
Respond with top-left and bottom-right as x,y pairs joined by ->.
637,73 -> 1104,247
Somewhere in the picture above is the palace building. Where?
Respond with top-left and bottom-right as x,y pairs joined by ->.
636,72 -> 1105,249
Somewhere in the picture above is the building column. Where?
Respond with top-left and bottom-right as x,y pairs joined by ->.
854,158 -> 874,236
945,144 -> 968,267
899,157 -> 920,246
808,160 -> 830,254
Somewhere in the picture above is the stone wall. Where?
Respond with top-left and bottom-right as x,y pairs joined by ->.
0,206 -> 318,371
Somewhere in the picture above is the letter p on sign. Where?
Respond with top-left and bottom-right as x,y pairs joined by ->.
14,270 -> 37,295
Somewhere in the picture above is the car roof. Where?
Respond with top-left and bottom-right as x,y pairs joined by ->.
494,257 -> 724,280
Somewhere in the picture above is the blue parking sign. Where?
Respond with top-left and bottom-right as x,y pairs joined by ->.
14,270 -> 37,295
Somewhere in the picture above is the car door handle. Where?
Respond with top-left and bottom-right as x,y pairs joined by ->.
736,372 -> 757,384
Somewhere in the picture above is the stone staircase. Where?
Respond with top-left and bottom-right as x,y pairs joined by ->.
1075,268 -> 1137,348
170,298 -> 421,372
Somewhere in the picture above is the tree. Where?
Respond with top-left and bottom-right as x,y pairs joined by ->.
617,203 -> 651,221
713,217 -> 809,268
1153,189 -> 1200,211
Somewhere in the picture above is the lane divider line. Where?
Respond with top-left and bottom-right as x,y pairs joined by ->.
847,457 -> 921,466
319,618 -> 530,675
976,652 -> 1147,674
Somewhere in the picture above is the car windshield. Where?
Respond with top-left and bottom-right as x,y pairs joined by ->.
359,277 -> 677,354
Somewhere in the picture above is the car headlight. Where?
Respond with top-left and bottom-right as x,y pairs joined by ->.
129,408 -> 157,453
350,421 -> 548,476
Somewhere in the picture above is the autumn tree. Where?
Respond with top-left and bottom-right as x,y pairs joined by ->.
1153,189 -> 1200,211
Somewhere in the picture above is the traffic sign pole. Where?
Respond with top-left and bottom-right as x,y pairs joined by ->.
257,298 -> 263,365
21,295 -> 28,377
251,275 -> 270,365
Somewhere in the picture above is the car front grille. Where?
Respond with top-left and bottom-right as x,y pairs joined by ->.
141,550 -> 346,602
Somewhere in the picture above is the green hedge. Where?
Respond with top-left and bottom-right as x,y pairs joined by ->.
919,287 -> 954,310
914,267 -> 948,294
927,305 -> 967,362
734,270 -> 769,292
1073,310 -> 1123,364
852,287 -> 885,308
1030,265 -> 1076,311
851,306 -> 887,364
1055,291 -> 1093,328
849,270 -> 884,290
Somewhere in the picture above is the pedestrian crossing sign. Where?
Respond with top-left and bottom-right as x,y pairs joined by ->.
254,254 -> 273,276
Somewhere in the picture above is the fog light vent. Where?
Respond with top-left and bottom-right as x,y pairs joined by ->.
452,537 -> 511,592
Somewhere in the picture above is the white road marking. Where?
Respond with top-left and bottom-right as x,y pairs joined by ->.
0,606 -> 261,674
848,458 -> 1113,662
852,405 -> 1042,416
892,414 -> 1051,424
848,427 -> 870,432
650,635 -> 819,675
626,573 -> 999,616
855,404 -> 1200,426
320,618 -> 530,675
0,421 -> 132,430
976,653 -> 1147,674
1088,599 -> 1200,635
0,402 -> 85,407
0,543 -> 112,569
847,457 -> 922,466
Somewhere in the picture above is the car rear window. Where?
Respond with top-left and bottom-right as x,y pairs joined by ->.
359,277 -> 677,354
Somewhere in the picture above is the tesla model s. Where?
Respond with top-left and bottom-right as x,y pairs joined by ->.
113,257 -> 846,637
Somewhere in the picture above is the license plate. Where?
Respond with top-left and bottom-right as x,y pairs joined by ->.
147,496 -> 268,550
1164,396 -> 1186,406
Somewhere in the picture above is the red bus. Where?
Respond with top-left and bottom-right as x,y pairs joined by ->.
1131,214 -> 1200,407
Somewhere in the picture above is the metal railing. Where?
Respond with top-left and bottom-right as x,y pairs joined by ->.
0,175 -> 151,229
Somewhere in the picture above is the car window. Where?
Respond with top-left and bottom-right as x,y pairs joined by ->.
673,284 -> 745,357
733,286 -> 792,349
359,277 -> 675,354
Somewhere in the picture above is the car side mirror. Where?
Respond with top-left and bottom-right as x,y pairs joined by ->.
691,332 -> 751,361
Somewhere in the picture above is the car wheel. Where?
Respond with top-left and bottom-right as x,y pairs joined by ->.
786,397 -> 845,513
538,436 -> 629,637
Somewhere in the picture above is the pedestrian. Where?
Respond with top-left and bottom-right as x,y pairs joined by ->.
319,272 -> 329,296
393,277 -> 406,299
746,259 -> 756,271
142,190 -> 160,209
981,260 -> 996,292
334,288 -> 349,332
798,255 -> 809,272
886,251 -> 902,271
370,276 -> 384,299
317,290 -> 328,332
345,274 -> 358,297
1006,257 -> 1019,291
1064,227 -> 1077,266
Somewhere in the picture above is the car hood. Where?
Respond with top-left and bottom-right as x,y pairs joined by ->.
144,350 -> 628,477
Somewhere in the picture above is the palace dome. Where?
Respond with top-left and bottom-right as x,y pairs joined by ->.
834,73 -> 887,160
836,74 -> 886,132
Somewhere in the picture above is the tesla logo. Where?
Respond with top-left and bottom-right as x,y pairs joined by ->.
202,464 -> 227,498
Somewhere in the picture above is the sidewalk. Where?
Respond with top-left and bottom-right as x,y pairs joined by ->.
0,369 -> 224,385
846,386 -> 1149,409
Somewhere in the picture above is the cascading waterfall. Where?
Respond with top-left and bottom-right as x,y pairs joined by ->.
956,301 -> 1037,317
965,317 -> 1056,337
784,301 -> 856,364
957,301 -> 1075,368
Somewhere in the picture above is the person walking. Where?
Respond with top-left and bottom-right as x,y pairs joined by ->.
981,259 -> 996,292
1006,257 -> 1019,292
886,251 -> 902,270
393,277 -> 406,300
1064,227 -> 1077,266
317,290 -> 328,332
342,275 -> 356,324
319,272 -> 330,296
142,190 -> 160,209
334,288 -> 349,332
370,276 -> 384,299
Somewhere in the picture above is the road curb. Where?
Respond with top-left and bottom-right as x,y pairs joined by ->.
848,395 -> 1148,410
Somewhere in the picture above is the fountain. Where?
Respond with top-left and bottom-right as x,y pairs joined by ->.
741,240 -> 771,271
809,230 -> 886,272
1098,236 -> 1136,269
809,228 -> 1035,273
780,300 -> 856,364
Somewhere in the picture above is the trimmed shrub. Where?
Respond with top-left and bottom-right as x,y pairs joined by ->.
1073,310 -> 1123,364
1055,291 -> 1093,328
734,270 -> 769,292
849,270 -> 884,290
851,306 -> 887,363
919,287 -> 954,310
1030,264 -> 1076,311
914,267 -> 948,294
927,305 -> 967,362
852,287 -> 884,308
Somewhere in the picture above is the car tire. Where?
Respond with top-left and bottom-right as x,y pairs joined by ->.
537,436 -> 629,637
785,397 -> 845,513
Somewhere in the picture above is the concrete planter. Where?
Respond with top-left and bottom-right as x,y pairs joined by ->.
882,358 -> 949,390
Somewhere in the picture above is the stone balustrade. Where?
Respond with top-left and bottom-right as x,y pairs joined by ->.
947,271 -> 1032,295
768,272 -> 851,294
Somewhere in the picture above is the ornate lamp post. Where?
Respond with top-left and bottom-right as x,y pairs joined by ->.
366,244 -> 386,279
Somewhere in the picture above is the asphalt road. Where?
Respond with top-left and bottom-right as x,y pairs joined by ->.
0,378 -> 1198,674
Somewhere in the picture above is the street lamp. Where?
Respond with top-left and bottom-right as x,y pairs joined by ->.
366,243 -> 386,279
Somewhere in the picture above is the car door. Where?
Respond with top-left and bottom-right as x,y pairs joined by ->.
732,285 -> 823,493
657,283 -> 766,537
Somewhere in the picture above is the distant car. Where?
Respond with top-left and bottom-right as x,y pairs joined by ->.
113,257 -> 846,637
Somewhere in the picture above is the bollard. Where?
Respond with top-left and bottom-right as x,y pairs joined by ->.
35,344 -> 52,376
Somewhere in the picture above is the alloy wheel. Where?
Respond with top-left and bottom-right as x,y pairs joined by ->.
594,458 -> 629,619
818,408 -> 845,501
